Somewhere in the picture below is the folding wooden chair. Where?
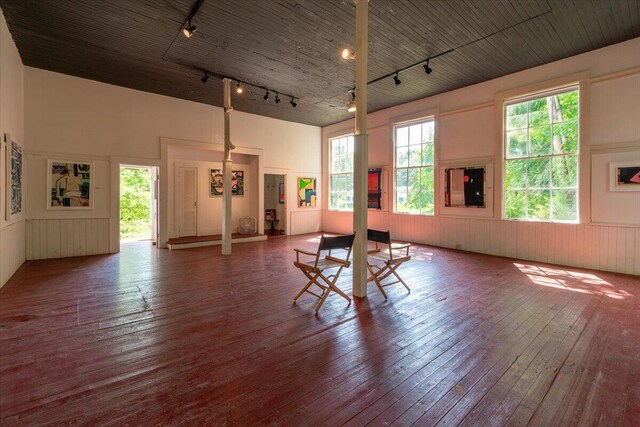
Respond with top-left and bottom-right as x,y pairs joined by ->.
367,229 -> 411,299
293,233 -> 356,312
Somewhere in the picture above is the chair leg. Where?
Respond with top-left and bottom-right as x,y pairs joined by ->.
293,271 -> 320,302
368,264 -> 387,300
389,264 -> 411,292
315,286 -> 332,312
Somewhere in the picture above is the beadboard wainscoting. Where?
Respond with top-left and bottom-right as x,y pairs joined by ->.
323,211 -> 640,276
26,218 -> 111,260
289,210 -> 322,235
0,221 -> 26,286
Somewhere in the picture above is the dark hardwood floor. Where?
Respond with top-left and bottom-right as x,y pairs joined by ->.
0,234 -> 638,426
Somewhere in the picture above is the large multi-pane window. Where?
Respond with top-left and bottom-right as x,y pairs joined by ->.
504,87 -> 579,222
394,119 -> 435,215
329,135 -> 354,210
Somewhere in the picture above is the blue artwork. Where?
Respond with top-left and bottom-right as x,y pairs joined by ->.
10,140 -> 22,216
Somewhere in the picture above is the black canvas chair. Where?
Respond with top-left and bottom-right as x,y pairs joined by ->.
293,233 -> 356,312
367,229 -> 411,299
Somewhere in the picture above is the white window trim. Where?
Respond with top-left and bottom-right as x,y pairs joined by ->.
391,115 -> 438,216
495,72 -> 591,224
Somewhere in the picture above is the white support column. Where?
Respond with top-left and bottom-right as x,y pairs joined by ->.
352,0 -> 368,298
222,78 -> 233,255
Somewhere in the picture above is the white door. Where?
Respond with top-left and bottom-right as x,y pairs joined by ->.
179,167 -> 198,236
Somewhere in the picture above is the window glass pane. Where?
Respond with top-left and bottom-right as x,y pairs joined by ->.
420,167 -> 435,214
409,144 -> 421,167
422,122 -> 435,142
406,168 -> 421,214
552,189 -> 577,221
552,155 -> 578,188
506,129 -> 527,158
555,91 -> 579,121
344,173 -> 354,192
527,190 -> 551,220
347,137 -> 354,154
506,103 -> 527,130
396,145 -> 409,167
529,125 -> 552,156
505,159 -> 527,189
409,124 -> 421,146
396,169 -> 408,212
529,98 -> 550,126
527,158 -> 551,188
553,120 -> 578,154
422,141 -> 434,166
396,127 -> 409,146
505,190 -> 526,219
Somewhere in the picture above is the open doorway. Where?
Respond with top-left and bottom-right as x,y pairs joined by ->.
120,165 -> 159,244
264,173 -> 286,237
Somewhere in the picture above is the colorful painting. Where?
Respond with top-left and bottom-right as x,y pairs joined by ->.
298,177 -> 316,208
610,161 -> 640,192
210,169 -> 244,196
48,160 -> 92,209
279,182 -> 285,204
6,140 -> 23,219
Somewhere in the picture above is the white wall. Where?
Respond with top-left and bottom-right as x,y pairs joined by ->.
0,11 -> 25,287
323,37 -> 640,276
23,67 -> 322,257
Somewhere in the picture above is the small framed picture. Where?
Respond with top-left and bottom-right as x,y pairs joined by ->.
48,160 -> 94,209
610,161 -> 640,192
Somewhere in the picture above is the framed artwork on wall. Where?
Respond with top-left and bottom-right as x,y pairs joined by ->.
47,160 -> 93,209
298,177 -> 316,208
368,168 -> 382,209
6,136 -> 24,220
210,169 -> 244,196
444,166 -> 486,207
610,161 -> 640,192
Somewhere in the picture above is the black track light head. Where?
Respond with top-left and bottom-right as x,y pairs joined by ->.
394,73 -> 401,86
263,90 -> 270,101
201,73 -> 209,84
423,60 -> 432,74
290,97 -> 297,108
275,93 -> 280,104
182,20 -> 197,38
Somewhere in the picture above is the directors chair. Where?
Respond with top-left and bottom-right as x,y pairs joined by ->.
367,229 -> 412,299
293,233 -> 356,312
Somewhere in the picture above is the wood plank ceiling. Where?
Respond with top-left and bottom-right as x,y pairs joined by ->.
1,0 -> 639,127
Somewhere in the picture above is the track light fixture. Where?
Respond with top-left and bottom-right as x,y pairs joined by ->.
236,83 -> 243,94
182,19 -> 197,38
201,73 -> 209,84
347,90 -> 356,112
290,97 -> 297,108
275,93 -> 280,104
341,48 -> 355,60
263,90 -> 270,101
423,60 -> 432,74
393,73 -> 401,86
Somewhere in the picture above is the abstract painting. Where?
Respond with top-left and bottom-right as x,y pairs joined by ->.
610,161 -> 640,192
6,139 -> 23,219
298,177 -> 316,208
48,160 -> 92,209
210,169 -> 244,196
279,182 -> 285,204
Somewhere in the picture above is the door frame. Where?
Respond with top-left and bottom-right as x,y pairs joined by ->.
110,156 -> 161,253
264,167 -> 289,235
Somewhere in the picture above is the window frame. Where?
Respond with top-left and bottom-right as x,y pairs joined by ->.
328,133 -> 355,211
392,116 -> 437,216
499,80 -> 587,223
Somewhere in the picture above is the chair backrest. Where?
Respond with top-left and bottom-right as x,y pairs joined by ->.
318,233 -> 356,252
367,229 -> 391,245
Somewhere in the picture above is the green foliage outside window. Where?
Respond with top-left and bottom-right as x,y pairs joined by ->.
329,135 -> 355,210
395,120 -> 435,215
120,168 -> 152,239
504,89 -> 579,222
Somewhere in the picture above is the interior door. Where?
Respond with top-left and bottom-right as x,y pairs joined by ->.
179,166 -> 198,237
151,167 -> 159,244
